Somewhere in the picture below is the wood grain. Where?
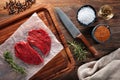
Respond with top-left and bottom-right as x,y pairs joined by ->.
0,0 -> 120,80
77,34 -> 99,57
0,4 -> 75,80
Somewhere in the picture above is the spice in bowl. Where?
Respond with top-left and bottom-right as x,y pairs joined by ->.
92,24 -> 111,43
77,5 -> 96,26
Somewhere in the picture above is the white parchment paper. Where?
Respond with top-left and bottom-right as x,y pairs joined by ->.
0,13 -> 63,80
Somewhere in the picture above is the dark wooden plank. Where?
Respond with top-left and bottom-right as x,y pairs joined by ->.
56,1 -> 120,57
0,0 -> 120,80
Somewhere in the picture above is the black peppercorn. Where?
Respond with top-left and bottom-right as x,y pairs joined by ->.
4,0 -> 36,15
9,6 -> 16,15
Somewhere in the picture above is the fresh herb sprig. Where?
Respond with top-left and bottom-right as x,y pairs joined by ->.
3,51 -> 26,74
68,41 -> 88,61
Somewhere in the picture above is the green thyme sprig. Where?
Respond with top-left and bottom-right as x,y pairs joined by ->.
68,41 -> 88,61
3,51 -> 26,74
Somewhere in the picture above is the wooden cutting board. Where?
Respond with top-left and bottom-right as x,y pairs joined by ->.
0,4 -> 75,80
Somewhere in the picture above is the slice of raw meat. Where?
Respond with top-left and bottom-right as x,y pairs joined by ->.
14,41 -> 43,65
27,29 -> 51,56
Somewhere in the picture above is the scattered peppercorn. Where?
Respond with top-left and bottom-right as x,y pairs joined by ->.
3,0 -> 36,15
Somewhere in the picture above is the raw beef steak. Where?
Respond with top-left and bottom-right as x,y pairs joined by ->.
27,29 -> 51,56
14,41 -> 43,65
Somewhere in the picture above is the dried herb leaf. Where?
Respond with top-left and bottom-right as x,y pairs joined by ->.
68,41 -> 88,61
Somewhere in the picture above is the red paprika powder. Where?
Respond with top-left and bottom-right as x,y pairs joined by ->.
92,25 -> 111,43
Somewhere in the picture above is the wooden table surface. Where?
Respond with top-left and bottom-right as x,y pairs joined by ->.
0,0 -> 120,80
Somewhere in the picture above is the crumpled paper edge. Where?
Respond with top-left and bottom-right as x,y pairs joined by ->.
0,13 -> 63,80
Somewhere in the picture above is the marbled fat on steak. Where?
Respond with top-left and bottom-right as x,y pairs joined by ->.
27,29 -> 51,56
15,41 -> 43,65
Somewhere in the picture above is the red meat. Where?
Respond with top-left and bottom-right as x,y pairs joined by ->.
27,29 -> 51,56
14,41 -> 43,65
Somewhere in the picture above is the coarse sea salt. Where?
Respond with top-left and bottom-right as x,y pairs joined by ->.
77,6 -> 96,25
